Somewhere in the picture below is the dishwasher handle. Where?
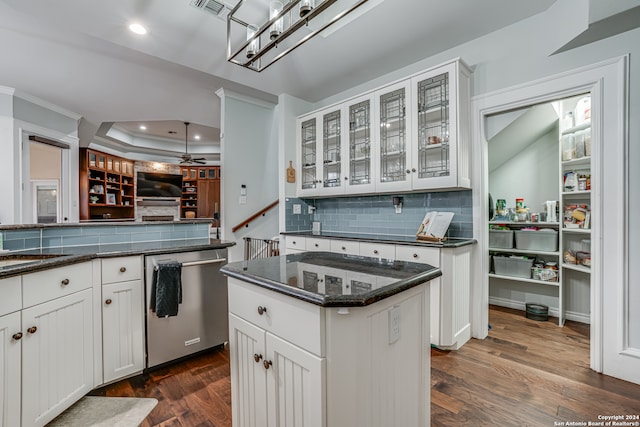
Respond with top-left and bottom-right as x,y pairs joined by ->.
182,258 -> 227,267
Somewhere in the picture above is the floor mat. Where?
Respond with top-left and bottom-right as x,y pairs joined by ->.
48,396 -> 158,427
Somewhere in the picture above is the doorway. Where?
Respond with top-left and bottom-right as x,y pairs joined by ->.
471,56 -> 638,384
22,136 -> 68,224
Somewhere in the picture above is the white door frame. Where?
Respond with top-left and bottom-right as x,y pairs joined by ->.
470,56 -> 630,381
31,179 -> 60,224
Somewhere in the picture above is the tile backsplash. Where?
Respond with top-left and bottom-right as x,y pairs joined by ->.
1,222 -> 211,251
286,191 -> 473,238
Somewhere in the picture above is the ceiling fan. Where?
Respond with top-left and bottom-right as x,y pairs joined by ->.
178,122 -> 206,164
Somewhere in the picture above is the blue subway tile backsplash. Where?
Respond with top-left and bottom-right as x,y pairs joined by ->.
286,191 -> 473,239
2,222 -> 211,251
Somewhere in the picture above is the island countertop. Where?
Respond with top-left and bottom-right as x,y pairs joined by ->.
220,251 -> 441,307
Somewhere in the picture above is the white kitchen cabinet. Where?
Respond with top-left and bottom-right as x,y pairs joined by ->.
228,274 -> 430,427
282,234 -> 473,349
374,80 -> 413,193
409,59 -> 471,190
297,106 -> 348,197
21,287 -> 94,427
344,93 -> 377,194
294,58 -> 471,197
101,256 -> 144,384
229,307 -> 325,427
0,311 -> 21,427
396,244 -> 472,349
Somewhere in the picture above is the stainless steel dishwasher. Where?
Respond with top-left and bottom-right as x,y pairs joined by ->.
144,248 -> 228,368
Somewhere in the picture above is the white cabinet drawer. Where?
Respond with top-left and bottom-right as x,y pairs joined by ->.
395,245 -> 441,267
102,256 -> 142,284
228,278 -> 324,356
306,238 -> 330,252
359,242 -> 395,259
0,276 -> 22,316
22,262 -> 93,308
285,236 -> 306,251
330,239 -> 359,255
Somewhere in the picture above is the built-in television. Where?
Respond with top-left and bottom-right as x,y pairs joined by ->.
136,172 -> 183,197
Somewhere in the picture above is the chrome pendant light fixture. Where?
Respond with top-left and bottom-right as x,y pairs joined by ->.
227,0 -> 370,72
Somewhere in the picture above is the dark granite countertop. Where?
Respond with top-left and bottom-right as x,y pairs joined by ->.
280,231 -> 476,248
221,251 -> 441,307
0,238 -> 234,279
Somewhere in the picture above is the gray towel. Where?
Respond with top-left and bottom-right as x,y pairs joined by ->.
150,261 -> 182,317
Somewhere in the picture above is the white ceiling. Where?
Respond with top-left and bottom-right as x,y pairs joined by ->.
0,0 -> 557,161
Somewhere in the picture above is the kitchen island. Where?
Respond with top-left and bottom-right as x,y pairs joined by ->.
221,251 -> 441,427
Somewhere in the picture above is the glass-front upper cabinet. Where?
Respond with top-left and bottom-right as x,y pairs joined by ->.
321,109 -> 342,193
298,116 -> 318,196
375,80 -> 412,192
410,59 -> 471,190
345,94 -> 376,194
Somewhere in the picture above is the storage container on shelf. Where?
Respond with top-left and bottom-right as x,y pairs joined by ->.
515,229 -> 558,251
489,229 -> 514,249
493,255 -> 535,279
561,134 -> 576,161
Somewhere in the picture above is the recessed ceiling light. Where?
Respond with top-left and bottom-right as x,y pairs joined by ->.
139,125 -> 147,130
194,135 -> 201,140
129,23 -> 147,35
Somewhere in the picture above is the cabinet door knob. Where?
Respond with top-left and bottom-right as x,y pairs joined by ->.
412,168 -> 416,172
413,253 -> 418,258
344,176 -> 348,180
253,353 -> 263,363
341,246 -> 346,251
314,243 -> 319,248
257,306 -> 267,315
61,278 -> 70,286
12,332 -> 23,341
406,169 -> 411,174
27,326 -> 37,334
105,299 -> 112,305
263,360 -> 273,370
373,250 -> 379,254
120,267 -> 127,273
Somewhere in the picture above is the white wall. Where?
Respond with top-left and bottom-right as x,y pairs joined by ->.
489,128 -> 560,214
218,90 -> 279,262
294,0 -> 640,349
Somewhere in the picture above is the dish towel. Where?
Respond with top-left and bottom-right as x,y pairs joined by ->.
150,261 -> 182,317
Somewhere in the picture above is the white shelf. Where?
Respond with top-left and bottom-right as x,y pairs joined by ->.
562,156 -> 591,167
489,221 -> 560,227
562,190 -> 591,196
562,228 -> 591,234
489,248 -> 559,256
562,263 -> 591,274
488,273 -> 560,287
561,121 -> 591,135
419,142 -> 445,150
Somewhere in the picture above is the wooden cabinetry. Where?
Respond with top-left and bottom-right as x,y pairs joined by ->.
180,167 -> 221,221
79,148 -> 134,221
101,256 -> 144,384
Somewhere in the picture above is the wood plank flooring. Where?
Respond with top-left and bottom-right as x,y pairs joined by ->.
93,306 -> 640,426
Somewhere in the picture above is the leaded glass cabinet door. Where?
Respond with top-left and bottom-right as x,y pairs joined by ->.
376,80 -> 412,192
298,116 -> 319,196
346,94 -> 376,194
410,60 -> 471,190
320,108 -> 343,194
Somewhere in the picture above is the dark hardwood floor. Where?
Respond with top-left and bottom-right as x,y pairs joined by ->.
93,306 -> 640,426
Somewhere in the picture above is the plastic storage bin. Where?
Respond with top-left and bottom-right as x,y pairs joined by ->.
515,229 -> 558,251
493,256 -> 534,279
489,230 -> 514,249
